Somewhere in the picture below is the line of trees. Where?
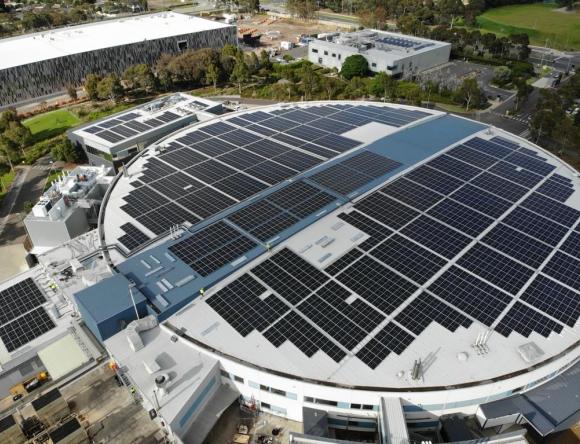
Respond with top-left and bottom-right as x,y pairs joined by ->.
530,73 -> 580,153
80,45 -> 488,113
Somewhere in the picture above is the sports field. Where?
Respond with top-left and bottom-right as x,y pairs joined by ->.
23,109 -> 80,141
477,4 -> 580,50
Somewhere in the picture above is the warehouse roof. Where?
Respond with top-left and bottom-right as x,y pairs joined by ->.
0,12 -> 233,70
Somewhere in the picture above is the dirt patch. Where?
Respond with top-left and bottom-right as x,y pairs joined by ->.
237,16 -> 343,51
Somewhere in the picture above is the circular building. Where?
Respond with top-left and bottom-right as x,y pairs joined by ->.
98,101 -> 579,433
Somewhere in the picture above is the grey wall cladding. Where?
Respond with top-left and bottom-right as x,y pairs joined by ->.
0,26 -> 237,106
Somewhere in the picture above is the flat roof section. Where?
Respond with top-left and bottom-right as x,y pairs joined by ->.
0,12 -> 233,70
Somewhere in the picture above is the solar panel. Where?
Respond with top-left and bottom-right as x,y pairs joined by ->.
449,184 -> 513,218
336,255 -> 418,314
464,137 -> 512,159
309,164 -> 370,195
246,161 -> 296,184
99,118 -> 123,129
395,292 -> 472,336
263,311 -> 346,362
313,133 -> 360,152
169,221 -> 257,277
297,295 -> 367,350
191,139 -> 237,157
136,202 -> 200,236
482,223 -> 554,268
213,174 -> 268,201
428,266 -> 512,326
495,301 -> 563,338
405,165 -> 464,195
427,199 -> 494,237
0,278 -> 46,326
370,235 -> 447,285
125,120 -> 152,132
110,125 -> 138,138
274,150 -> 321,171
401,216 -> 472,259
380,178 -> 444,211
447,145 -> 498,169
0,307 -> 55,352
177,186 -> 237,219
560,231 -> 580,259
520,275 -> 579,327
83,125 -> 103,134
502,207 -> 569,247
457,243 -> 534,295
470,172 -> 528,202
542,251 -> 580,292
96,130 -> 124,143
338,211 -> 392,250
426,154 -> 482,181
521,193 -> 580,227
488,162 -> 543,188
490,136 -> 520,150
207,274 -> 288,336
356,323 -> 414,369
199,121 -> 236,136
324,248 -> 364,276
118,222 -> 151,252
252,259 -> 312,305
250,213 -> 298,241
537,179 -> 575,202
355,193 -> 419,230
505,151 -> 555,176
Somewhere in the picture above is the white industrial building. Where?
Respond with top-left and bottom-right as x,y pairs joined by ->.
24,165 -> 113,256
0,12 -> 237,107
308,30 -> 451,77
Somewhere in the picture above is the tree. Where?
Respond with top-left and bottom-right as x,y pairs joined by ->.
2,121 -> 32,157
300,62 -> 318,100
205,62 -> 220,92
97,74 -> 123,102
123,64 -> 156,92
67,84 -> 78,101
320,76 -> 341,100
340,55 -> 369,80
492,66 -> 511,87
259,50 -> 273,72
0,108 -> 19,133
457,77 -> 485,111
0,135 -> 18,171
51,139 -> 86,163
230,53 -> 250,95
287,0 -> 318,19
84,74 -> 100,101
369,72 -> 397,101
239,0 -> 260,13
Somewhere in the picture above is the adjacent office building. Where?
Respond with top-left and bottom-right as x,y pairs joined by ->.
0,12 -> 236,106
309,30 -> 451,77
68,94 -> 223,171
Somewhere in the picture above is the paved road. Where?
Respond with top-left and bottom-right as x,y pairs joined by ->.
0,156 -> 54,245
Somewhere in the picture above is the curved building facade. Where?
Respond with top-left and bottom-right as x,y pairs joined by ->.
91,101 -> 579,437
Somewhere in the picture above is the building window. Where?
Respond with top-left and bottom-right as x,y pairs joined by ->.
324,51 -> 328,55
371,62 -> 377,68
332,53 -> 336,57
261,402 -> 271,409
220,370 -> 230,378
311,48 -> 318,53
304,396 -> 338,407
86,145 -> 113,162
177,40 -> 188,51
350,404 -> 361,409
318,58 -> 323,64
338,54 -> 341,60
234,375 -> 244,383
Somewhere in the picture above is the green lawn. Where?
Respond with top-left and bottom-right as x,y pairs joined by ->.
23,109 -> 80,141
477,4 -> 580,50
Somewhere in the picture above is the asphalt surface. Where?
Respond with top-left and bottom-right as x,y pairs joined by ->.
0,156 -> 55,245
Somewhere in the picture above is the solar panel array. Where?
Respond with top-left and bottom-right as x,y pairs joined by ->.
82,110 -> 186,144
120,104 -> 424,243
207,134 -> 580,370
0,278 -> 54,353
